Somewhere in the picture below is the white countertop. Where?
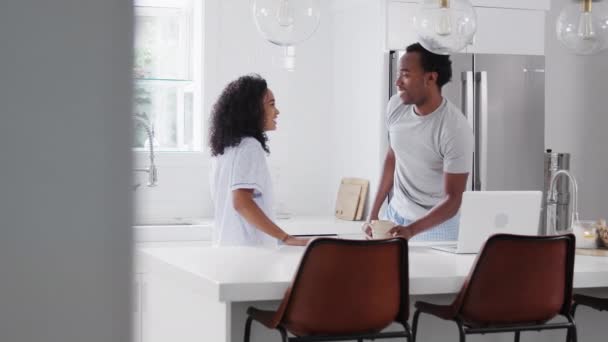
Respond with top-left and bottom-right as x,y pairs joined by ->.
137,240 -> 608,303
133,216 -> 363,241
279,216 -> 365,235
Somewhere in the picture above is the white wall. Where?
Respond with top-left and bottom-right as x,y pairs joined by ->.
137,0 -> 595,225
134,0 -> 335,223
0,1 -> 132,342
545,0 -> 608,220
329,0 -> 388,218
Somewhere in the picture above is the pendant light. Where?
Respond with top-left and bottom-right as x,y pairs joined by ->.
252,0 -> 321,71
556,0 -> 608,55
413,0 -> 477,55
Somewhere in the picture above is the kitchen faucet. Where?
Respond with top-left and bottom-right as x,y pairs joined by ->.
133,113 -> 157,187
547,170 -> 579,235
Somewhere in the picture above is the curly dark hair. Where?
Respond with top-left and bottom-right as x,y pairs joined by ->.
406,43 -> 452,88
209,74 -> 270,156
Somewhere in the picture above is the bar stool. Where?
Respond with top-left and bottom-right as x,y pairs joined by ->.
244,237 -> 411,342
570,293 -> 608,342
412,234 -> 576,342
572,294 -> 608,315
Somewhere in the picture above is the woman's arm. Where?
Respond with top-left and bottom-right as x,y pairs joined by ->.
232,189 -> 308,246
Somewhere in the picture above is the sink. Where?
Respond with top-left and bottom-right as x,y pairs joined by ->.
133,219 -> 213,242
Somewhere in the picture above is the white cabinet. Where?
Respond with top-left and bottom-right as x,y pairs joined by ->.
387,0 -> 550,11
470,0 -> 549,10
135,271 -> 206,342
133,273 -> 144,342
465,7 -> 545,55
134,243 -> 208,342
386,1 -> 418,50
386,0 -> 548,55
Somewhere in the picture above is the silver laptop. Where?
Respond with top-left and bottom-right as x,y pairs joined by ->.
432,191 -> 542,254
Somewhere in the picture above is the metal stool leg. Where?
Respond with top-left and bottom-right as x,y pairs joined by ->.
244,316 -> 253,342
568,325 -> 578,342
411,309 -> 422,342
455,320 -> 466,342
514,331 -> 520,342
566,313 -> 577,342
279,327 -> 288,342
403,322 -> 412,342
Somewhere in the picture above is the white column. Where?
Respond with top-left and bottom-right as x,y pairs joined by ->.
0,1 -> 133,342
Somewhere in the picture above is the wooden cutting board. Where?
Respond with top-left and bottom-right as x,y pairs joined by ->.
341,178 -> 369,220
576,248 -> 608,257
335,183 -> 362,220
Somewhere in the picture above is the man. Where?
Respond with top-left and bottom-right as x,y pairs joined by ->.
367,43 -> 473,240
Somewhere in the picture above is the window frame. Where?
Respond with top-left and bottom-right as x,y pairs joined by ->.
133,0 -> 204,155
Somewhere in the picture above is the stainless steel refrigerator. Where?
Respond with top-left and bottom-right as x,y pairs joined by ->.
389,51 -> 545,191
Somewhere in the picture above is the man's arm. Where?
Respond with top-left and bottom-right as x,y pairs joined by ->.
368,147 -> 396,221
390,172 -> 468,239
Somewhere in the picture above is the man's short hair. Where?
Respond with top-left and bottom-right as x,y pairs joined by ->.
405,43 -> 452,88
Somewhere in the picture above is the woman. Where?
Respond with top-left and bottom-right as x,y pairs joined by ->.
209,74 -> 308,247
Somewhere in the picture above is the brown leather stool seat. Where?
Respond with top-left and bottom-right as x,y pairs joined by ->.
412,234 -> 577,342
244,237 -> 411,342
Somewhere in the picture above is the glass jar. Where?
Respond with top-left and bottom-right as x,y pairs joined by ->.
572,220 -> 598,249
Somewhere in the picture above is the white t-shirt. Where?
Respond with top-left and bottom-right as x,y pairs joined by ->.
210,137 -> 277,247
386,95 -> 474,220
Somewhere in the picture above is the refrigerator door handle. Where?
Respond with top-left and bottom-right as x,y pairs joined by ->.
475,71 -> 489,191
462,71 -> 475,191
461,71 -> 474,127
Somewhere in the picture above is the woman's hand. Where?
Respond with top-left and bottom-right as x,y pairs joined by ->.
283,235 -> 310,246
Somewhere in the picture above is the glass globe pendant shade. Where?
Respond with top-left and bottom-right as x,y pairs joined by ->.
413,0 -> 477,55
252,0 -> 321,47
556,0 -> 608,55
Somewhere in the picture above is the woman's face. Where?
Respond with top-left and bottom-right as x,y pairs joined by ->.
262,88 -> 280,131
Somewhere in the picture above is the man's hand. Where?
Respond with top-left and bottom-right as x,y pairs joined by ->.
361,221 -> 373,240
389,225 -> 417,240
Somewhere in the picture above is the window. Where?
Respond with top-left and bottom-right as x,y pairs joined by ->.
133,0 -> 201,152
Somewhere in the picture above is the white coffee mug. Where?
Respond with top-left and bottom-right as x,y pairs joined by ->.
572,220 -> 598,249
362,220 -> 397,239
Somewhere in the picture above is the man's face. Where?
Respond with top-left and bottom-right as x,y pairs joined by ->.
395,52 -> 432,105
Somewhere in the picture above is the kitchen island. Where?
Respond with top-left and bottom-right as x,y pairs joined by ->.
135,219 -> 608,342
